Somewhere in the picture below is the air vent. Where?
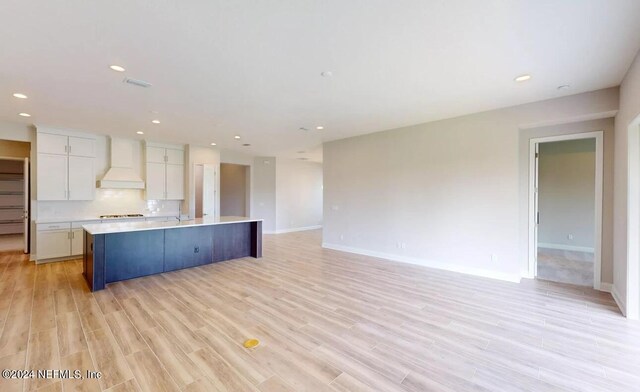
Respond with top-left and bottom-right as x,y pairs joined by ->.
123,78 -> 153,88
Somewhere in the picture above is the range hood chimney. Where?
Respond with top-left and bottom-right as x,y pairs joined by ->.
98,137 -> 145,189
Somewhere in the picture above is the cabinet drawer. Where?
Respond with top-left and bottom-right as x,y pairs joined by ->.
38,222 -> 71,231
0,222 -> 23,235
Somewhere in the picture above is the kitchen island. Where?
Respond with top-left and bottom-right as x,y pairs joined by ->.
82,216 -> 262,291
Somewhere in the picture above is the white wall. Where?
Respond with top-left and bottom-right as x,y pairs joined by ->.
275,159 -> 323,233
519,118 -> 615,283
323,87 -> 619,282
614,49 -> 640,315
538,139 -> 595,250
253,157 -> 276,233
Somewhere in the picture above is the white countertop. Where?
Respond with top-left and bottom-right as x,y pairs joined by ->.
82,216 -> 262,235
36,214 -> 178,224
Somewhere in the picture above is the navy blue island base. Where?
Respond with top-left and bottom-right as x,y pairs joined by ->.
83,219 -> 262,291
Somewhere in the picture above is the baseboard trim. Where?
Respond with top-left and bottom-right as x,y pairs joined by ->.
322,242 -> 521,283
611,284 -> 626,317
267,225 -> 322,235
538,243 -> 595,253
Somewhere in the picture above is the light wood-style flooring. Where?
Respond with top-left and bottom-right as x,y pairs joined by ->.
0,229 -> 638,391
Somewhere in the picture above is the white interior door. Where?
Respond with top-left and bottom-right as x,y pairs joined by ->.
533,142 -> 540,275
23,158 -> 29,254
202,164 -> 216,217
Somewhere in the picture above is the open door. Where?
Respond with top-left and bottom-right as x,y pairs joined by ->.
533,143 -> 539,276
202,164 -> 216,217
23,157 -> 29,254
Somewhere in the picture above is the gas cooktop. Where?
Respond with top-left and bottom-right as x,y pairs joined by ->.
99,214 -> 145,219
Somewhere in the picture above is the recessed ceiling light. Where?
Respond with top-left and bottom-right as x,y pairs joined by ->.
151,120 -> 160,124
297,151 -> 306,154
110,65 -> 126,72
514,74 -> 531,82
299,127 -> 309,131
234,135 -> 241,139
316,126 -> 324,130
12,93 -> 27,99
321,71 -> 333,77
297,157 -> 309,161
18,113 -> 31,117
242,143 -> 251,147
557,84 -> 571,90
136,131 -> 144,135
210,142 -> 217,146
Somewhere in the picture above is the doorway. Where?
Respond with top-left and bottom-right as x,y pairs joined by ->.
529,132 -> 603,288
220,163 -> 250,217
194,163 -> 216,218
0,157 -> 29,253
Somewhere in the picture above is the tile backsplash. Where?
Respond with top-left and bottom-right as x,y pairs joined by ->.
36,189 -> 180,221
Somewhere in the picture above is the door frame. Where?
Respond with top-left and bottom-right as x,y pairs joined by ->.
527,131 -> 604,289
626,114 -> 640,320
0,155 -> 30,254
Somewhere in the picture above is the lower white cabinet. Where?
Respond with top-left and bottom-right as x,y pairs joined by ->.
37,229 -> 72,260
71,228 -> 84,255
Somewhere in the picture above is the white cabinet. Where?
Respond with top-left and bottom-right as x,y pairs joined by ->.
37,154 -> 68,200
36,130 -> 95,201
68,136 -> 95,157
37,230 -> 72,259
68,156 -> 94,200
145,143 -> 185,200
71,228 -> 84,255
166,163 -> 185,200
37,133 -> 69,155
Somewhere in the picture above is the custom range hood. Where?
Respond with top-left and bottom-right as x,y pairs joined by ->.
98,137 -> 145,189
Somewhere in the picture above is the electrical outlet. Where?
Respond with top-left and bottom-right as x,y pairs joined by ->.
401,243 -> 406,249
491,254 -> 498,262
340,234 -> 344,241
567,234 -> 574,240
194,246 -> 199,253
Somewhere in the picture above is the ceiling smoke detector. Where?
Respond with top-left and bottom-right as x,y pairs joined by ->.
123,77 -> 152,88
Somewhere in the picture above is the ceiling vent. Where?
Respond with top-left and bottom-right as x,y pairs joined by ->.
123,78 -> 152,88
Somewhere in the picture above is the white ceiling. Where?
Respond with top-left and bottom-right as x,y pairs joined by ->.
1,1 -> 640,162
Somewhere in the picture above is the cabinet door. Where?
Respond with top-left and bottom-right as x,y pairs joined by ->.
165,164 -> 184,200
165,148 -> 184,165
146,146 -> 166,163
68,137 -> 95,157
37,133 -> 68,155
37,153 -> 68,200
37,230 -> 71,259
68,156 -> 94,200
146,162 -> 166,200
71,229 -> 84,255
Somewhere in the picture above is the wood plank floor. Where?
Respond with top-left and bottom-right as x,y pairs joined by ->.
0,229 -> 639,391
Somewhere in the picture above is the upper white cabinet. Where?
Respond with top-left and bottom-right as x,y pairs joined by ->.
145,142 -> 185,200
37,130 -> 96,201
